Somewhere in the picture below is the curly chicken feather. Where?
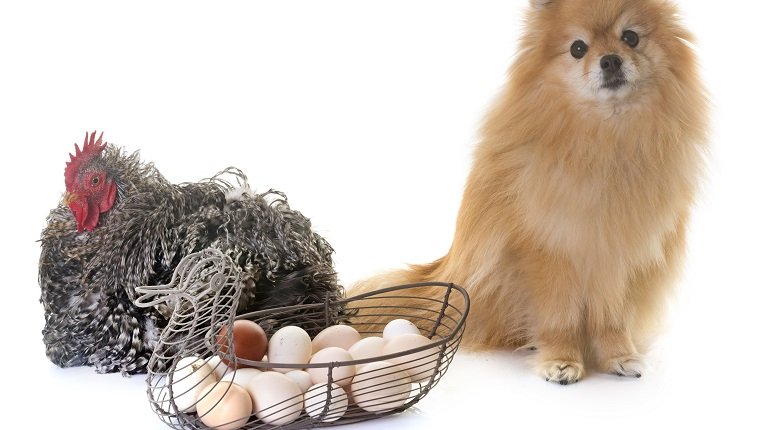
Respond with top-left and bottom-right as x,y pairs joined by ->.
39,131 -> 343,374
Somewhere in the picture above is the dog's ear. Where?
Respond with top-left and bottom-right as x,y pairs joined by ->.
530,0 -> 554,8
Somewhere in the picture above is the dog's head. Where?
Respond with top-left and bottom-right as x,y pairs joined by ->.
521,0 -> 699,110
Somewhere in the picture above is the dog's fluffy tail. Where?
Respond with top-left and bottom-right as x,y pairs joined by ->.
347,249 -> 530,350
347,257 -> 511,349
346,258 -> 452,336
350,259 -> 444,296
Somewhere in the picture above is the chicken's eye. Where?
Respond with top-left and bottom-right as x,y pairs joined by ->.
91,176 -> 101,187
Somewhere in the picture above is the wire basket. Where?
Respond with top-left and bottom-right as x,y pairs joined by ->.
135,248 -> 469,430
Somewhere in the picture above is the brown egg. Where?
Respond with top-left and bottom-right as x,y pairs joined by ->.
217,320 -> 268,369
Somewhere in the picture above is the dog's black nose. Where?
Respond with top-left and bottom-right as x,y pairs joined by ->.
600,54 -> 623,74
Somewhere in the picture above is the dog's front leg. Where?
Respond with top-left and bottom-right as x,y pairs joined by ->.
527,255 -> 586,385
587,270 -> 644,378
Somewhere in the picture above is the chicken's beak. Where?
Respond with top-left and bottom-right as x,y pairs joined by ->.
63,192 -> 78,205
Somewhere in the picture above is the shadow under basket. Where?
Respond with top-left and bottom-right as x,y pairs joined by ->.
136,249 -> 469,430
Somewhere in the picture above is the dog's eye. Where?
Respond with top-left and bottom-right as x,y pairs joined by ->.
570,40 -> 588,59
622,30 -> 639,48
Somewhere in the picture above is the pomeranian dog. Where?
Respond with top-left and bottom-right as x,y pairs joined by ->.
349,0 -> 707,384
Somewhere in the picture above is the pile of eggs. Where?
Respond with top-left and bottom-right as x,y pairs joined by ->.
167,319 -> 436,430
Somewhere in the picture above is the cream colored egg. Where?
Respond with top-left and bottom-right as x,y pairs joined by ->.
348,337 -> 387,361
207,355 -> 232,379
382,333 -> 437,383
350,361 -> 411,413
220,368 -> 262,387
171,356 -> 218,412
382,319 -> 421,340
285,370 -> 313,394
247,371 -> 304,425
304,383 -> 348,422
312,325 -> 361,352
196,382 -> 252,430
307,347 -> 356,387
268,326 -> 312,373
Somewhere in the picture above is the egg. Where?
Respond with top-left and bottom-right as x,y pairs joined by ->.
350,361 -> 411,413
216,320 -> 268,368
304,383 -> 348,422
207,355 -> 232,379
311,325 -> 361,352
220,368 -> 262,387
196,381 -> 252,430
382,333 -> 437,382
285,370 -> 313,394
382,319 -> 421,340
171,356 -> 218,413
246,371 -> 304,425
348,337 -> 387,361
307,347 -> 356,387
268,326 -> 312,373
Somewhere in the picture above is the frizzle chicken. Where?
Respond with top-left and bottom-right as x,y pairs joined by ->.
39,131 -> 343,375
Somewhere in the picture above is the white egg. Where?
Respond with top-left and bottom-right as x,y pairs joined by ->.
171,356 -> 218,413
382,319 -> 421,340
246,371 -> 304,425
307,347 -> 356,387
285,370 -> 313,394
220,368 -> 262,387
304,383 -> 348,422
348,337 -> 387,361
268,326 -> 312,373
312,325 -> 361,352
196,381 -> 252,430
382,333 -> 438,383
350,361 -> 411,413
207,355 -> 232,379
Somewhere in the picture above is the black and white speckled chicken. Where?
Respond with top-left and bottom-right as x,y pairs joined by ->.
38,131 -> 343,375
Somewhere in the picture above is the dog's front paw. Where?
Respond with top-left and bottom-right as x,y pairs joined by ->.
539,360 -> 585,385
604,355 -> 644,378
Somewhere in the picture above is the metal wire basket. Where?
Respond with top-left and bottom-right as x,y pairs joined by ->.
135,248 -> 469,430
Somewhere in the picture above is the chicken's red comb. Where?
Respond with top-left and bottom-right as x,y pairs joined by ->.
65,131 -> 107,190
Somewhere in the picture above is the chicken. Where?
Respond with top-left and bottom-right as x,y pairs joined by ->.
39,131 -> 343,375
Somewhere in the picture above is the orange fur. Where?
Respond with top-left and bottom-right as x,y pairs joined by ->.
349,0 -> 708,384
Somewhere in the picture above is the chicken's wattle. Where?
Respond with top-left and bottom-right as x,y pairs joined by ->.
68,181 -> 116,232
68,196 -> 95,232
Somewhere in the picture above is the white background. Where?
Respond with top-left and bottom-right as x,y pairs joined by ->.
1,1 -> 758,429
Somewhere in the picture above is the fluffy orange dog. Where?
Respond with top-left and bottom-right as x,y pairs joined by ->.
350,0 -> 708,384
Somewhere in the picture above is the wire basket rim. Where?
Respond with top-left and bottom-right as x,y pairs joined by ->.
229,282 -> 469,370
